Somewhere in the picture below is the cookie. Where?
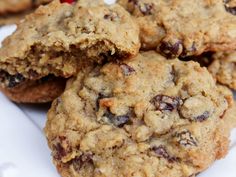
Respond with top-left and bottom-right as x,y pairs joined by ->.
208,52 -> 236,90
0,72 -> 66,103
118,0 -> 236,58
45,51 -> 235,177
0,12 -> 30,26
0,0 -> 53,26
0,0 -> 32,15
0,0 -> 140,103
0,0 -> 52,15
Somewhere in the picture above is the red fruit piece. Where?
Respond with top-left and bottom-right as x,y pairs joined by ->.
60,0 -> 74,4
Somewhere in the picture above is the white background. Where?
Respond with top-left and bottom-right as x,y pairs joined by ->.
0,0 -> 236,176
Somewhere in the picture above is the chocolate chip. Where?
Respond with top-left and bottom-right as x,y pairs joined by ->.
104,11 -> 119,21
139,3 -> 154,15
52,136 -> 72,160
194,111 -> 210,122
150,95 -> 182,112
120,63 -> 135,76
103,110 -> 130,127
72,153 -> 93,172
224,0 -> 236,15
159,40 -> 183,59
152,145 -> 179,163
174,130 -> 197,148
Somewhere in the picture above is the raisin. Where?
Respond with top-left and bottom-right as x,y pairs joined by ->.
224,0 -> 236,15
0,70 -> 25,88
72,153 -> 93,172
174,130 -> 197,148
159,40 -> 183,58
103,110 -> 130,127
150,95 -> 182,112
53,143 -> 66,160
194,111 -> 210,122
139,3 -> 154,15
8,73 -> 25,88
104,11 -> 119,21
152,145 -> 179,163
120,63 -> 135,76
52,136 -> 72,160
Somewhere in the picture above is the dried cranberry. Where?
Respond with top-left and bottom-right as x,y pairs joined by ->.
120,63 -> 135,76
60,0 -> 74,4
150,95 -> 182,112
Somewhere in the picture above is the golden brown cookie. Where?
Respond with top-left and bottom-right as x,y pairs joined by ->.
0,74 -> 66,103
208,52 -> 236,90
0,0 -> 140,103
118,0 -> 236,58
0,0 -> 53,26
45,51 -> 235,177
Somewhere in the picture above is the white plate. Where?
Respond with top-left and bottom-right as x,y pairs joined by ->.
0,2 -> 236,176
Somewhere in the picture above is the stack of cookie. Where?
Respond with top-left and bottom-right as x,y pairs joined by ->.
0,0 -> 236,177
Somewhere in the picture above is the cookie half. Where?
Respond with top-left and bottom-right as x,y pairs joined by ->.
0,0 -> 140,103
45,51 -> 235,177
118,0 -> 236,58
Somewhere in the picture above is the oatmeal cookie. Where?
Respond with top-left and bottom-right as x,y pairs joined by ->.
0,0 -> 140,103
208,51 -> 236,90
0,0 -> 32,15
118,0 -> 236,58
0,0 -> 53,26
45,51 -> 235,177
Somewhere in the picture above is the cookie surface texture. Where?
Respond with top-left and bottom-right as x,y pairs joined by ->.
45,51 -> 234,177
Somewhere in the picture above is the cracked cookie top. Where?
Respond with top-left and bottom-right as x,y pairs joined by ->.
118,0 -> 236,58
45,51 -> 234,177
